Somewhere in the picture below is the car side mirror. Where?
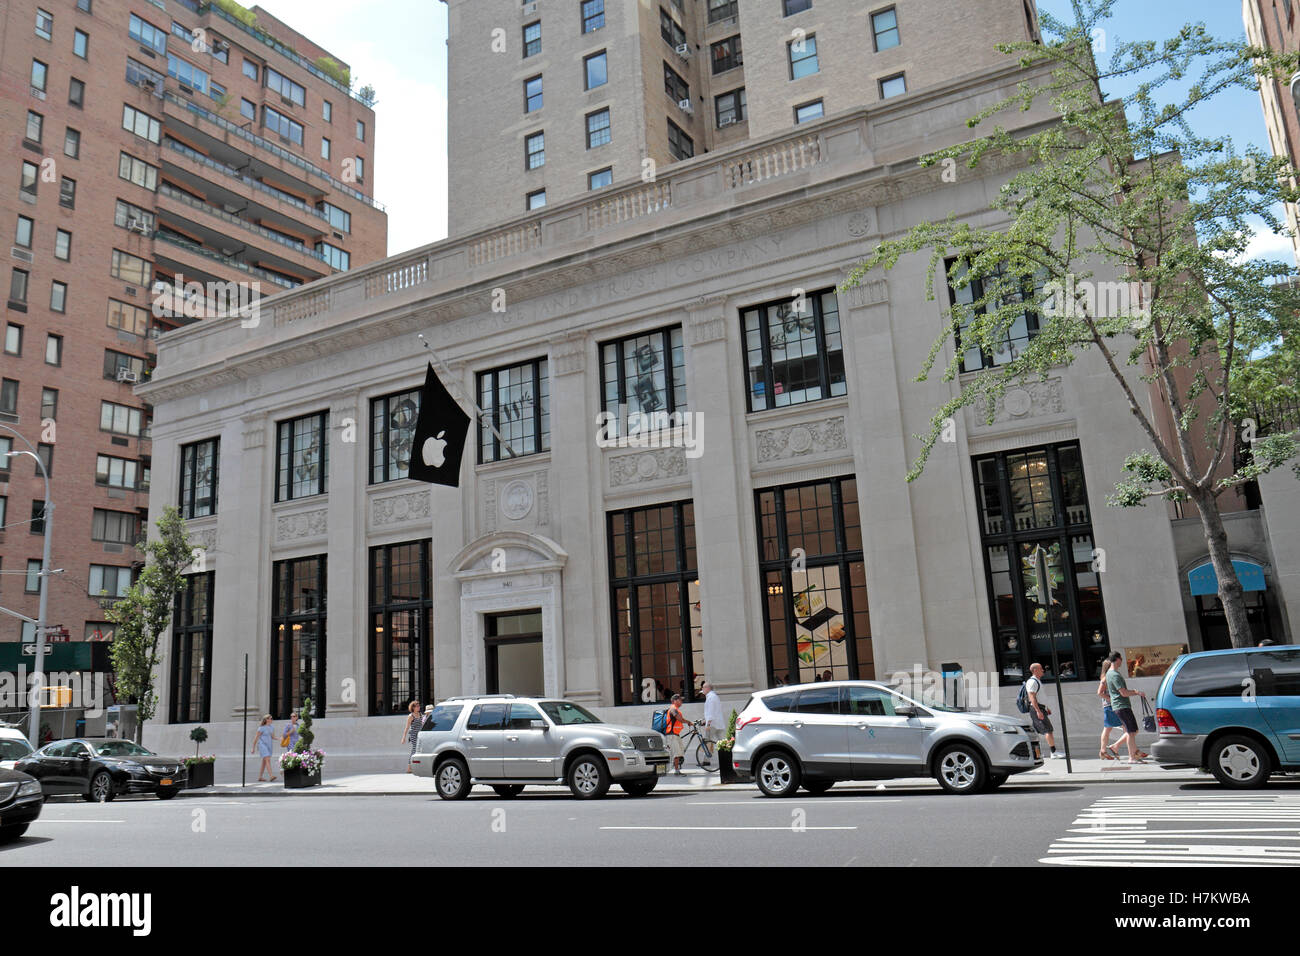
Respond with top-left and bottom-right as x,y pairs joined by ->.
530,719 -> 547,731
896,706 -> 918,719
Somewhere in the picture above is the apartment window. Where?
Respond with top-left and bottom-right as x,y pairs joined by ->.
711,35 -> 742,74
40,388 -> 56,421
586,108 -> 611,148
526,131 -> 545,169
743,289 -> 846,411
69,78 -> 84,107
171,572 -> 214,723
660,9 -> 686,47
104,349 -> 147,382
585,51 -> 608,90
92,509 -> 140,545
370,389 -> 419,484
316,201 -> 350,232
321,137 -> 331,160
26,111 -> 44,144
369,541 -> 433,715
0,496 -> 6,528
100,401 -> 144,437
59,177 -> 76,208
879,73 -> 906,98
54,229 -> 71,260
708,0 -> 738,22
667,120 -> 694,160
600,326 -> 687,435
180,439 -> 219,519
524,21 -> 541,57
242,58 -> 258,79
122,104 -> 161,143
45,334 -> 61,366
477,359 -> 550,462
315,242 -> 349,271
664,63 -> 689,103
240,98 -> 255,121
263,106 -> 304,146
78,0 -> 92,13
946,258 -> 1046,370
126,57 -> 164,89
167,54 -> 210,95
74,29 -> 88,59
49,281 -> 67,313
783,0 -> 813,13
118,152 -> 159,191
31,60 -> 48,93
322,100 -> 332,122
114,199 -> 155,233
4,324 -> 20,355
89,565 -> 132,599
96,454 -> 139,489
795,99 -> 824,124
527,188 -> 547,210
524,75 -> 543,112
356,120 -> 366,141
974,443 -> 1109,683
265,66 -> 305,107
271,556 -> 327,719
582,0 -> 605,33
110,249 -> 151,287
789,34 -> 818,78
64,128 -> 80,158
757,476 -> 871,686
715,87 -> 746,127
589,167 -> 613,190
21,162 -> 39,197
276,412 -> 329,501
9,270 -> 29,306
26,560 -> 43,594
354,156 -> 365,180
15,217 -> 34,250
129,14 -> 167,54
31,501 -> 46,535
872,7 -> 901,50
108,299 -> 150,335
0,380 -> 17,418
36,9 -> 53,40
609,501 -> 702,705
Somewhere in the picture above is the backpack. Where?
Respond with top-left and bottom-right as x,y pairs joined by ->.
651,709 -> 669,734
1015,680 -> 1031,714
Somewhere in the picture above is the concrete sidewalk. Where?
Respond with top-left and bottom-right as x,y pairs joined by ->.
179,754 -> 1207,797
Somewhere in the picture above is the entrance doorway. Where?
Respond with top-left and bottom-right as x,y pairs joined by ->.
486,610 -> 544,696
1195,592 -> 1273,650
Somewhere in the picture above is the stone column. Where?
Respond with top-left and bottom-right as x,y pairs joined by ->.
432,361 -> 468,698
324,395 -> 363,717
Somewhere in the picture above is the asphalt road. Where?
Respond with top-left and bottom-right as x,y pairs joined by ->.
7,778 -> 1300,866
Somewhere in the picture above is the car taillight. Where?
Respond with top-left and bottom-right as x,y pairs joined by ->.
737,716 -> 761,731
1155,708 -> 1180,734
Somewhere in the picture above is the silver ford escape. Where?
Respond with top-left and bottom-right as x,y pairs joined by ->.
411,696 -> 669,799
731,680 -> 1043,795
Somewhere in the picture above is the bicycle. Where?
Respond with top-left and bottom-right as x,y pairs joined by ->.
678,720 -> 718,772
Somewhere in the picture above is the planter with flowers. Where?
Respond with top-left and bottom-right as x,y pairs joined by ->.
716,709 -> 741,784
186,727 -> 215,788
281,697 -> 324,788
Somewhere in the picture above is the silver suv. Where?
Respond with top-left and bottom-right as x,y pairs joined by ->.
411,696 -> 670,800
732,680 -> 1043,796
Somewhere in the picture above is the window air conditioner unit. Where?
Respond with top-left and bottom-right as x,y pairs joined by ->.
125,218 -> 150,235
117,368 -> 140,384
522,1 -> 538,13
678,98 -> 693,114
675,43 -> 691,60
30,87 -> 46,100
719,116 -> 737,128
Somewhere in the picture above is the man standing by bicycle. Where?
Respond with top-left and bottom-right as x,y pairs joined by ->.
665,694 -> 689,774
702,682 -> 723,744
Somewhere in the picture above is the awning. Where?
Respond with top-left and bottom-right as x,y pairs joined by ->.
1187,559 -> 1267,597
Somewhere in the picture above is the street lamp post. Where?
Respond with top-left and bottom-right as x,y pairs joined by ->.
0,426 -> 54,748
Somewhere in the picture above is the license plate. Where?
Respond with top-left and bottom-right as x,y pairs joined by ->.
159,778 -> 173,786
655,763 -> 666,775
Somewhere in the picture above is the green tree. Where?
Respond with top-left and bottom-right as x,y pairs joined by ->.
842,0 -> 1300,648
107,506 -> 194,743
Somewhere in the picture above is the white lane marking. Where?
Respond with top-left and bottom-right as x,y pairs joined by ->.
34,819 -> 125,824
686,799 -> 901,805
601,825 -> 857,831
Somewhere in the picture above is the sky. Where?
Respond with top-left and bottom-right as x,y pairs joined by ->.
252,0 -> 1292,264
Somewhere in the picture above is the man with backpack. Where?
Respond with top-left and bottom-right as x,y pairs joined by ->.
1018,662 -> 1065,759
660,694 -> 689,774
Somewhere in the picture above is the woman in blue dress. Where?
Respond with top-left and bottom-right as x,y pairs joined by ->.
252,714 -> 278,781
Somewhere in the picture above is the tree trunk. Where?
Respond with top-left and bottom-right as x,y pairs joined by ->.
1194,490 -> 1254,648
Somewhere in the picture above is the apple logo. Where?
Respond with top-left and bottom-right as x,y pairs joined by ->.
422,431 -> 447,468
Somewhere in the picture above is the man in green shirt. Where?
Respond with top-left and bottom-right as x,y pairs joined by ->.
1105,650 -> 1148,763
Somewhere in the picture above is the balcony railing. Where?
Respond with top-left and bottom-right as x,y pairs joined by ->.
163,138 -> 330,222
157,183 -> 331,267
153,231 -> 300,289
161,91 -> 384,212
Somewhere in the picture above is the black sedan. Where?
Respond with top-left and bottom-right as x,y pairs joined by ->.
14,738 -> 187,802
0,767 -> 44,842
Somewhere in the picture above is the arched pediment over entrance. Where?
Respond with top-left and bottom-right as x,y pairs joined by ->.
449,531 -> 568,580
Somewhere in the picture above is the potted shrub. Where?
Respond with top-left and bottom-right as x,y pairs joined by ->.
281,697 -> 324,788
186,726 -> 215,788
717,709 -> 740,784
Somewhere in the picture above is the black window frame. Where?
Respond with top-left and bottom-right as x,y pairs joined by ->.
663,61 -> 689,103
368,540 -> 433,716
523,20 -> 541,58
170,571 -> 215,723
179,437 -> 219,519
524,74 -> 543,113
582,0 -> 605,33
741,288 -> 846,412
711,35 -> 742,74
871,6 -> 901,51
275,411 -> 329,502
271,555 -> 327,720
584,50 -> 607,90
667,119 -> 693,159
715,87 -> 746,127
586,108 -> 611,148
476,358 -> 550,463
788,33 -> 818,79
659,8 -> 686,47
944,257 -> 1047,371
370,388 -> 420,484
599,325 -> 687,430
525,130 -> 545,169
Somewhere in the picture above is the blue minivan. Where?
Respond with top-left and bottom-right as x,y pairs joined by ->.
1151,646 -> 1300,787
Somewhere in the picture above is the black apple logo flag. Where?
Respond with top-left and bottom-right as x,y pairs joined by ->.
408,362 -> 471,486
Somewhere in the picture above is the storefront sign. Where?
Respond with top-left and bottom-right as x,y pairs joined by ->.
1124,643 -> 1188,679
1187,559 -> 1266,597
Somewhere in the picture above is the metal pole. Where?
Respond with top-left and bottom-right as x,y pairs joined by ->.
242,653 -> 248,788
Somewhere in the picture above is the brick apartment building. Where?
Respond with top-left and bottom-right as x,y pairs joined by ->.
0,0 -> 387,683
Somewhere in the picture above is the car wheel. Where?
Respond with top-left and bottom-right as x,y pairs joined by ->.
491,784 -> 524,798
157,787 -> 180,800
89,771 -> 116,803
567,754 -> 611,799
622,779 -> 657,797
1209,735 -> 1271,788
0,824 -> 29,844
935,744 -> 986,795
802,780 -> 834,795
755,750 -> 801,798
985,773 -> 1009,790
435,757 -> 472,800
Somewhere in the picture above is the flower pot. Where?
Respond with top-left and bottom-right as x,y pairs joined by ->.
283,767 -> 321,789
718,750 -> 737,783
185,761 -> 215,789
